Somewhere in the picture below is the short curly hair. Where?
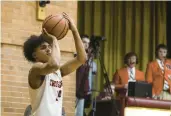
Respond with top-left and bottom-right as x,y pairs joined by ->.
23,34 -> 47,62
124,52 -> 138,64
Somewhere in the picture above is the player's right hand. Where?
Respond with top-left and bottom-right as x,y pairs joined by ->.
42,28 -> 57,42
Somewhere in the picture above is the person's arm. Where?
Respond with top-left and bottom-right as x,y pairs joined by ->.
60,13 -> 87,77
137,70 -> 145,81
92,61 -> 97,75
146,63 -> 156,97
146,63 -> 153,84
112,70 -> 125,88
141,72 -> 145,81
30,29 -> 61,77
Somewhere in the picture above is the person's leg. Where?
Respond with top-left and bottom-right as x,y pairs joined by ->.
75,98 -> 85,116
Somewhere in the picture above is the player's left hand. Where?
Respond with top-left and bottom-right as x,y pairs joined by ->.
62,12 -> 77,32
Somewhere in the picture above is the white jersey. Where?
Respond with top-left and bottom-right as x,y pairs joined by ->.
29,70 -> 63,116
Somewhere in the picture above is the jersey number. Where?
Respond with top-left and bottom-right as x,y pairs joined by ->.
56,90 -> 62,101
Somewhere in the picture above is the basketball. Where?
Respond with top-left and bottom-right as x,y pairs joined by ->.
42,14 -> 69,40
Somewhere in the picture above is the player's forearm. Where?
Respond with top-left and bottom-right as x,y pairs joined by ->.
72,29 -> 87,63
48,38 -> 60,68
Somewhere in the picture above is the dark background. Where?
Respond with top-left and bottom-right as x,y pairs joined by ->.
167,2 -> 171,58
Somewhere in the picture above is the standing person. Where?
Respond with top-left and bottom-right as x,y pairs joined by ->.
113,52 -> 145,88
146,44 -> 171,100
23,13 -> 87,116
75,35 -> 97,116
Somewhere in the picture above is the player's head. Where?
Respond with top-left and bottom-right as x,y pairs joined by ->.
155,44 -> 167,60
81,34 -> 90,51
124,52 -> 138,68
23,34 -> 52,63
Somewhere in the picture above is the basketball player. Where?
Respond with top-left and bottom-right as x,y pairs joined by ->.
146,44 -> 171,100
23,13 -> 87,116
113,52 -> 145,89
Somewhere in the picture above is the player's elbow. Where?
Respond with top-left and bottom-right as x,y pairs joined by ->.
53,61 -> 60,69
76,54 -> 87,64
79,55 -> 87,64
48,61 -> 60,70
53,63 -> 60,69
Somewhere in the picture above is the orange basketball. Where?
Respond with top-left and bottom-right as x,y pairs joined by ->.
42,14 -> 69,40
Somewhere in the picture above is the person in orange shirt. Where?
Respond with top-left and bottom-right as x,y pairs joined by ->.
146,44 -> 171,100
113,52 -> 145,88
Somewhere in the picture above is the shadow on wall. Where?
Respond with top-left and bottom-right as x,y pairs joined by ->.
24,105 -> 32,116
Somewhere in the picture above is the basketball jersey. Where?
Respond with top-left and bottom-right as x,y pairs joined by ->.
29,70 -> 63,116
